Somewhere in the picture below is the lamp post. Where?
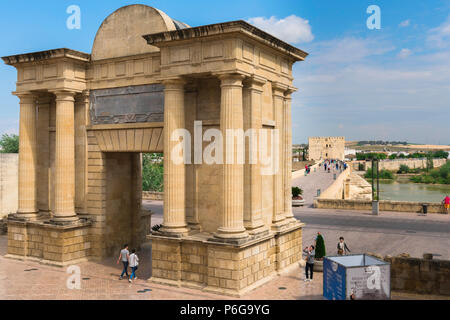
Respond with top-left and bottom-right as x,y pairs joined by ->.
372,159 -> 380,215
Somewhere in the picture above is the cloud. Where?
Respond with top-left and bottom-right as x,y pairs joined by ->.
397,48 -> 412,58
399,20 -> 410,27
427,15 -> 450,48
305,37 -> 395,65
247,15 -> 314,44
290,23 -> 450,144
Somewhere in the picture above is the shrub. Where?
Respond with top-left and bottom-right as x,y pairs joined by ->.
315,234 -> 326,260
292,187 -> 303,198
398,164 -> 410,174
365,168 -> 394,179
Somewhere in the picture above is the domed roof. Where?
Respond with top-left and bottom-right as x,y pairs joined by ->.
92,5 -> 189,61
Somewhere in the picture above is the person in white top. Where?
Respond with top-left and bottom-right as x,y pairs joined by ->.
129,249 -> 139,283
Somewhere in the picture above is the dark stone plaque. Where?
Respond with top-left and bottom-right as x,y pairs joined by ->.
90,84 -> 164,125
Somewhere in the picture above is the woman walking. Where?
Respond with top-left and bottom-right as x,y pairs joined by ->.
129,249 -> 140,283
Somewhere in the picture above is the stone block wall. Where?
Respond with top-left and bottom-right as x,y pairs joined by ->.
150,225 -> 303,296
385,255 -> 450,296
0,154 -> 18,219
314,198 -> 449,214
142,191 -> 164,200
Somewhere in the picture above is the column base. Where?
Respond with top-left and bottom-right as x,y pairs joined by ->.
50,215 -> 80,225
13,212 -> 40,222
159,225 -> 190,238
214,227 -> 248,240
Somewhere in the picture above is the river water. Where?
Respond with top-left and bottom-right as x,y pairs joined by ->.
378,180 -> 450,203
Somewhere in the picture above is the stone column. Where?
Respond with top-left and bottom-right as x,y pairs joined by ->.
52,91 -> 78,223
272,83 -> 287,229
36,95 -> 51,214
215,74 -> 248,240
284,89 -> 296,222
161,79 -> 189,236
243,77 -> 266,234
16,93 -> 38,219
75,91 -> 89,214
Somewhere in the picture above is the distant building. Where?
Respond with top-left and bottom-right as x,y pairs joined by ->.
308,137 -> 345,161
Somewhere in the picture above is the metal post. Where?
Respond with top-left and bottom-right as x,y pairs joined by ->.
376,160 -> 380,201
371,160 -> 375,200
372,159 -> 379,215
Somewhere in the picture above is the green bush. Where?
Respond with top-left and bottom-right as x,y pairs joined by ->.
365,168 -> 394,179
292,187 -> 303,198
398,164 -> 410,174
315,234 -> 326,260
0,134 -> 19,153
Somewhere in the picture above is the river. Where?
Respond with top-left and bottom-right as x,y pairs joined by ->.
378,180 -> 450,203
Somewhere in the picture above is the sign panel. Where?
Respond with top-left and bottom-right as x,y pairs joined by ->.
90,84 -> 164,125
346,264 -> 390,300
323,258 -> 346,300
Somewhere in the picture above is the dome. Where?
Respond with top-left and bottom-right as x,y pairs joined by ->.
91,5 -> 188,61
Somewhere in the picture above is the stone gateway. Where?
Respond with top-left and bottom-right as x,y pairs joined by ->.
2,5 -> 308,296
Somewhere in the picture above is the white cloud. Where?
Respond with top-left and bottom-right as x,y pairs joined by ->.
399,20 -> 410,27
397,48 -> 412,58
247,15 -> 314,44
427,15 -> 450,48
291,28 -> 450,144
306,37 -> 395,65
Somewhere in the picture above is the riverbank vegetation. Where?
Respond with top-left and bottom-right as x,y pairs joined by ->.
364,168 -> 394,180
356,150 -> 448,161
409,162 -> 450,185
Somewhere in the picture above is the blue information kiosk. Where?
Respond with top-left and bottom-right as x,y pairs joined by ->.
323,254 -> 391,300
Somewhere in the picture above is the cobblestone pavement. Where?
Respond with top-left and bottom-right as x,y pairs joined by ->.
292,164 -> 342,206
1,199 -> 448,300
0,235 -> 323,300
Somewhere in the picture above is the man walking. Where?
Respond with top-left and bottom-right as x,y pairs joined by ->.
117,244 -> 130,280
337,237 -> 351,256
303,245 -> 315,282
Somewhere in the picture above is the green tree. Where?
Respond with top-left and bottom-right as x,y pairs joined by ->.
315,233 -> 326,260
0,134 -> 19,153
142,153 -> 164,192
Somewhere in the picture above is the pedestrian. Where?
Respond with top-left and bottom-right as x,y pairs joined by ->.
324,163 -> 327,171
337,237 -> 351,256
128,249 -> 140,283
443,195 -> 450,214
117,244 -> 130,280
303,245 -> 315,282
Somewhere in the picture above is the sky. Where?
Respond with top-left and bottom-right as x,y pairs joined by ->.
0,0 -> 449,144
